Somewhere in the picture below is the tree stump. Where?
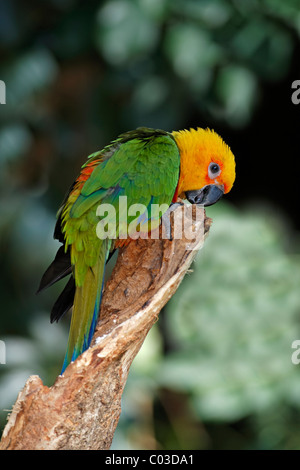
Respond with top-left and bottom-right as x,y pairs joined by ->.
0,204 -> 211,450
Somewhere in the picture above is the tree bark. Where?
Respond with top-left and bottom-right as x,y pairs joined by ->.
0,204 -> 211,450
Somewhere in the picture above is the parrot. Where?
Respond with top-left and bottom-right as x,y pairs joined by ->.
38,127 -> 236,372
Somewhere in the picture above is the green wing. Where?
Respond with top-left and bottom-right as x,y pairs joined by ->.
62,128 -> 181,287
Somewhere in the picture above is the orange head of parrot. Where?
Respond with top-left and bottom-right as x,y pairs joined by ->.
172,127 -> 236,206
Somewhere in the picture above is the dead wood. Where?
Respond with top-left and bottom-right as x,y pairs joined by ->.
0,204 -> 211,450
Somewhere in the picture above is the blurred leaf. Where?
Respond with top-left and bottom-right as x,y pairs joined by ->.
0,124 -> 32,165
212,65 -> 259,127
165,24 -> 222,79
230,19 -> 294,80
171,0 -> 233,28
3,48 -> 58,105
131,76 -> 168,113
263,0 -> 300,34
95,0 -> 159,65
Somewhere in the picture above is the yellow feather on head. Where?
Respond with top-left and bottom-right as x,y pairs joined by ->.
172,127 -> 236,196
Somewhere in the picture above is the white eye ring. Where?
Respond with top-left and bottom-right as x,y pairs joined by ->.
208,162 -> 221,179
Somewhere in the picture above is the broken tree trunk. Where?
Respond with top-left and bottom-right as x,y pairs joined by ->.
0,204 -> 211,450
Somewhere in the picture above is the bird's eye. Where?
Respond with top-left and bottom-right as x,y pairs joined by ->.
208,162 -> 221,179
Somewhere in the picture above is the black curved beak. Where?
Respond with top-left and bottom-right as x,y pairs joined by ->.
185,184 -> 224,207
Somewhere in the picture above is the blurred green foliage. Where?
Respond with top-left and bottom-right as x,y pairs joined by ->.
0,0 -> 299,450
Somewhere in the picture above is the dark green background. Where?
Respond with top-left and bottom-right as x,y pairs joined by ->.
0,0 -> 300,450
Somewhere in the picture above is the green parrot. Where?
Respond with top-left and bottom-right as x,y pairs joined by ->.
38,127 -> 236,372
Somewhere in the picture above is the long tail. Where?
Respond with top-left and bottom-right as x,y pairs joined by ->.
61,241 -> 110,373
